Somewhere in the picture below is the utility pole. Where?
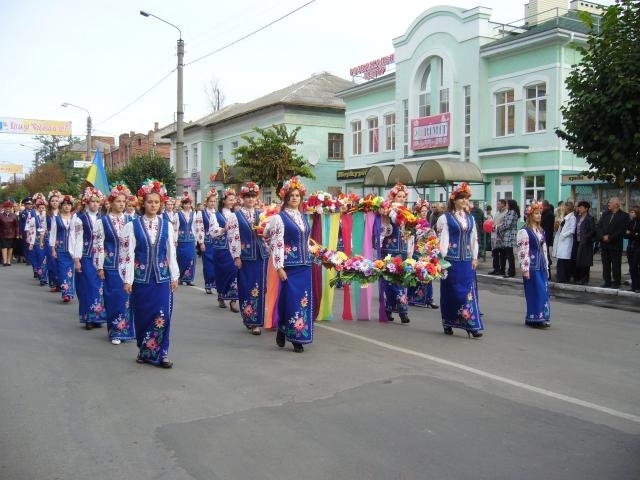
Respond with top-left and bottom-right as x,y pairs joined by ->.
176,38 -> 185,194
87,115 -> 92,163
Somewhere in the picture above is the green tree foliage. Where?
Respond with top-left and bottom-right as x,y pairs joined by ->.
232,124 -> 315,190
108,154 -> 176,196
556,0 -> 640,185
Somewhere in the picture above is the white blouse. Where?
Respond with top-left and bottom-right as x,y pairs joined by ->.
26,212 -> 48,246
178,210 -> 205,244
436,210 -> 478,260
163,210 -> 180,238
517,228 -> 548,274
227,207 -> 258,259
70,211 -> 99,260
48,214 -> 77,257
93,213 -> 129,279
203,208 -> 225,238
263,208 -> 309,270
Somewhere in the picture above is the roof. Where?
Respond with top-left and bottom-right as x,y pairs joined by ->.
337,72 -> 396,98
68,138 -> 113,153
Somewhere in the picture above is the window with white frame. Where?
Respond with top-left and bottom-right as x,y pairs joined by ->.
384,113 -> 395,151
184,147 -> 189,172
418,65 -> 431,118
231,141 -> 239,160
192,144 -> 199,171
367,117 -> 379,153
217,144 -> 223,161
463,85 -> 471,162
402,99 -> 409,158
525,83 -> 547,133
524,175 -> 545,205
351,120 -> 362,155
439,88 -> 449,114
495,89 -> 515,137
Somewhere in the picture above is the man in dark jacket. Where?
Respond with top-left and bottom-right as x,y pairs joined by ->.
596,197 -> 630,288
541,200 -> 555,278
470,201 -> 486,259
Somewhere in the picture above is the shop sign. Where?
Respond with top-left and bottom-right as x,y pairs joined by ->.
0,117 -> 72,136
73,161 -> 92,169
561,174 -> 601,185
191,171 -> 200,189
350,54 -> 395,80
336,168 -> 368,180
0,164 -> 23,174
411,113 -> 450,150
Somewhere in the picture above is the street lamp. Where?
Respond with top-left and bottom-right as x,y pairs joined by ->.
140,10 -> 185,193
61,102 -> 92,163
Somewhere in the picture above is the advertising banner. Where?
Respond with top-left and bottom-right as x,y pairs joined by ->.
411,113 -> 450,151
0,164 -> 24,174
0,117 -> 72,136
73,161 -> 92,169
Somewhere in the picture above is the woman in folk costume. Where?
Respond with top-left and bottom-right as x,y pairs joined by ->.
227,182 -> 269,335
176,192 -> 204,286
436,183 -> 483,338
408,199 -> 439,309
94,183 -> 136,345
48,195 -> 77,303
72,187 -> 107,330
122,179 -> 179,368
26,196 -> 49,286
517,202 -> 551,328
380,182 -> 412,323
212,188 -> 239,312
200,188 -> 219,295
124,196 -> 139,222
46,191 -> 61,292
162,197 -> 179,240
264,177 -> 313,353
26,193 -> 46,279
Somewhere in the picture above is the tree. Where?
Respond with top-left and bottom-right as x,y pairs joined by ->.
556,0 -> 640,185
108,154 -> 177,196
232,124 -> 315,191
204,77 -> 226,113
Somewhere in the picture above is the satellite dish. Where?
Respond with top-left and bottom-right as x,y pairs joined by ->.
308,151 -> 319,166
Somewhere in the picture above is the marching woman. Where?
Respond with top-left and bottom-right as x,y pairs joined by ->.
162,197 -> 179,240
436,183 -> 483,338
408,199 -> 438,309
46,191 -> 61,292
26,197 -> 49,286
124,196 -> 138,222
200,188 -> 219,294
227,182 -> 269,335
517,202 -> 551,328
176,193 -> 204,286
48,195 -> 77,303
94,183 -> 136,345
264,177 -> 313,353
380,182 -> 412,323
72,187 -> 107,330
212,188 -> 239,311
122,179 -> 179,368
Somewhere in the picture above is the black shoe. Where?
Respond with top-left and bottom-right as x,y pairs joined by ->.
488,270 -> 499,275
276,330 -> 286,348
611,283 -> 621,289
400,314 -> 410,324
443,326 -> 453,335
230,301 -> 239,313
427,302 -> 439,309
92,323 -> 103,328
467,330 -> 483,338
158,359 -> 173,369
186,282 -> 195,286
385,310 -> 394,322
85,323 -> 93,330
600,283 -> 612,288
218,299 -> 227,309
205,288 -> 212,294
293,343 -> 304,353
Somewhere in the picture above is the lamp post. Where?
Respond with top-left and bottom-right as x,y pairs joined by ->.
140,10 -> 185,194
19,144 -> 39,169
61,102 -> 92,163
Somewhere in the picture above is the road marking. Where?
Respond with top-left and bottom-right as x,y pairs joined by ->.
316,323 -> 640,424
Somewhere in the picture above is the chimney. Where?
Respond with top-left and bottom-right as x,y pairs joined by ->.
129,130 -> 135,138
524,0 -> 568,26
154,122 -> 159,132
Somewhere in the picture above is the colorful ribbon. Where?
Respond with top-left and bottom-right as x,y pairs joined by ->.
317,213 -> 340,320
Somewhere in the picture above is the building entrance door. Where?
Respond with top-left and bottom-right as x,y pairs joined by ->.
494,176 -> 513,207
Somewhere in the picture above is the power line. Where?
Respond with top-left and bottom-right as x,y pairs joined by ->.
185,0 -> 317,66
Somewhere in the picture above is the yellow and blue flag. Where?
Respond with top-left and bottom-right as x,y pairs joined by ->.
85,149 -> 109,195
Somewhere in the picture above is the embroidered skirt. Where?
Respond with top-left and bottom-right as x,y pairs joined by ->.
31,243 -> 48,285
278,265 -> 313,344
46,243 -> 59,288
408,282 -> 434,306
76,257 -> 106,324
238,258 -> 267,327
131,278 -> 172,365
201,243 -> 216,290
177,240 -> 196,283
523,269 -> 551,324
440,260 -> 483,332
213,247 -> 238,300
103,269 -> 135,341
57,252 -> 75,300
383,281 -> 409,315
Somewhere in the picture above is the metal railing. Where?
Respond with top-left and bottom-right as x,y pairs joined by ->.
491,7 -> 602,39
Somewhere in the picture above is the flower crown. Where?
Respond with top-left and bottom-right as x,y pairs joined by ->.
81,187 -> 105,205
279,176 -> 307,200
47,190 -> 61,202
240,182 -> 260,198
449,182 -> 472,201
61,195 -> 75,205
180,191 -> 193,204
136,179 -> 168,203
127,195 -> 138,205
107,182 -> 131,202
388,182 -> 409,201
526,201 -> 544,217
222,187 -> 236,199
413,199 -> 430,214
205,188 -> 218,201
34,198 -> 46,207
31,192 -> 46,205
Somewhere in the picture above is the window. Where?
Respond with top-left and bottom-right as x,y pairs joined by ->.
463,85 -> 471,162
192,144 -> 199,171
231,141 -> 239,160
137,138 -> 142,146
495,89 -> 515,137
328,133 -> 344,160
218,144 -> 223,161
184,147 -> 189,172
384,113 -> 395,151
402,99 -> 409,158
439,88 -> 449,114
367,117 -> 379,153
418,65 -> 431,118
524,175 -> 545,205
525,83 -> 547,133
351,120 -> 362,155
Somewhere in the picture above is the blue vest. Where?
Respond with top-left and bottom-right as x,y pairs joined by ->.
201,209 -> 215,244
280,210 -> 311,267
132,217 -> 171,284
444,212 -> 474,262
79,212 -> 99,258
177,211 -> 195,242
46,215 -> 55,242
125,213 -> 137,223
212,212 -> 228,250
101,215 -> 128,271
236,210 -> 268,261
54,215 -> 70,253
19,209 -> 34,234
524,228 -> 547,272
382,222 -> 407,255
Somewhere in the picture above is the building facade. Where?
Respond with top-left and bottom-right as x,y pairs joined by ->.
105,122 -> 171,171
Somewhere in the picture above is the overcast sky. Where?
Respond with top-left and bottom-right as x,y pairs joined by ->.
0,0 -> 614,181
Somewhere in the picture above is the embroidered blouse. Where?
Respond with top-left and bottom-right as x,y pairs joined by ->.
436,210 -> 478,260
516,227 -> 548,274
26,212 -> 48,246
178,209 -> 205,244
226,207 -> 258,259
263,208 -> 310,270
203,208 -> 225,238
70,211 -> 99,260
48,214 -> 77,256
163,210 -> 180,238
93,213 -> 129,278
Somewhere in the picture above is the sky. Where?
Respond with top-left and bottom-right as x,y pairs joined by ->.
0,0 -> 614,182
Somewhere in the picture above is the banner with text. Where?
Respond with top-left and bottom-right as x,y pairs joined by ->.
0,164 -> 24,174
0,117 -> 72,136
411,113 -> 450,151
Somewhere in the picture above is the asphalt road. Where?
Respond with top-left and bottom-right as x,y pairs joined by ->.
1,262 -> 639,480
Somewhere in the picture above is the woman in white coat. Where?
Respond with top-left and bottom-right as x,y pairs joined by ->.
553,201 -> 576,283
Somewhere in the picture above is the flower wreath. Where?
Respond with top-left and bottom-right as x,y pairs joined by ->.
222,187 -> 236,199
136,179 -> 168,204
279,176 -> 307,200
240,182 -> 260,198
107,182 -> 131,202
180,191 -> 193,204
81,186 -> 105,205
47,190 -> 62,202
205,188 -> 218,201
449,182 -> 472,201
525,201 -> 544,217
60,195 -> 75,206
387,182 -> 409,201
413,199 -> 431,214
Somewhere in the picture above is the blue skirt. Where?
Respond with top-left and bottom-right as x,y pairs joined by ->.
46,244 -> 59,289
408,282 -> 433,306
57,251 -> 75,300
131,278 -> 173,365
383,280 -> 408,314
213,247 -> 238,300
76,257 -> 106,324
103,269 -> 135,341
278,265 -> 313,344
202,242 -> 216,290
177,240 -> 196,283
440,260 -> 484,332
31,243 -> 48,285
523,269 -> 551,324
238,258 -> 267,327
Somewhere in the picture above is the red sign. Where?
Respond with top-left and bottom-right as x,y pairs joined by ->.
411,113 -> 451,150
350,54 -> 395,80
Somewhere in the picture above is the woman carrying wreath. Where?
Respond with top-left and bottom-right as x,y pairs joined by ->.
408,199 -> 438,309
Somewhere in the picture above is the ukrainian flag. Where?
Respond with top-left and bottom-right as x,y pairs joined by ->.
85,149 -> 109,195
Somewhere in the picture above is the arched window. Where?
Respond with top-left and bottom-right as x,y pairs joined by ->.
418,64 -> 431,118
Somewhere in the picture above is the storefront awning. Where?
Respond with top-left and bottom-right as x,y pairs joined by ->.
387,163 -> 421,186
363,166 -> 393,187
416,159 -> 484,184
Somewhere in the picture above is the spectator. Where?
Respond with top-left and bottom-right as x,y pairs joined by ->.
470,201 -> 486,256
489,199 -> 507,275
429,202 -> 444,227
596,197 -> 630,288
554,201 -> 576,283
554,201 -> 565,232
540,200 -> 555,278
1,201 -> 20,266
574,201 -> 596,285
625,207 -> 640,292
497,199 -> 519,277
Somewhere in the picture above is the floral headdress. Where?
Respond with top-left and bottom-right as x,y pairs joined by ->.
387,182 -> 409,201
413,198 -> 430,214
136,179 -> 168,204
31,192 -> 46,205
279,176 -> 307,200
449,182 -> 472,201
525,201 -> 544,217
127,195 -> 139,206
81,186 -> 105,205
222,187 -> 236,199
34,198 -> 46,207
107,182 -> 131,202
240,182 -> 260,198
60,195 -> 75,206
205,188 -> 218,201
47,190 -> 61,202
180,191 -> 193,204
